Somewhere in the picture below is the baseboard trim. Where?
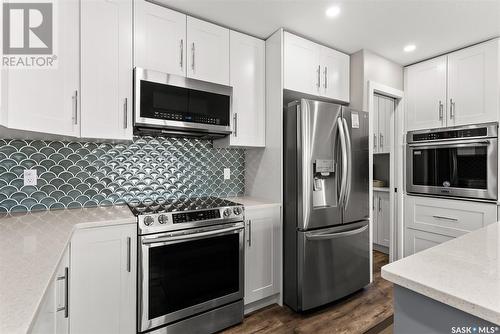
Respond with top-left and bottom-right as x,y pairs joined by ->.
244,294 -> 280,315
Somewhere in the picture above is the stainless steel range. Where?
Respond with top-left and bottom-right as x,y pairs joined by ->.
129,197 -> 245,334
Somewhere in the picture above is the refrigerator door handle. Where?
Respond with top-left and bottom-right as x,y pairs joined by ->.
305,225 -> 369,240
341,117 -> 352,208
337,120 -> 348,207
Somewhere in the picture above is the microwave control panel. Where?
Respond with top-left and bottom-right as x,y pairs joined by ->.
152,111 -> 221,125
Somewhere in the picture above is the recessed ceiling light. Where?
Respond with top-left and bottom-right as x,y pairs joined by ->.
404,44 -> 416,52
326,5 -> 341,18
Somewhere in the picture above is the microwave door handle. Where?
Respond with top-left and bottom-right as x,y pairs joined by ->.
142,225 -> 243,245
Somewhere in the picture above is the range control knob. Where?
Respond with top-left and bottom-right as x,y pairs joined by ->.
158,214 -> 168,224
143,216 -> 154,226
233,207 -> 242,215
223,208 -> 232,218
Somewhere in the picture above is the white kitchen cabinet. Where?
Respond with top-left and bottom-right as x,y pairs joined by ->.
134,0 -> 186,76
80,0 -> 133,140
405,56 -> 447,131
244,205 -> 281,305
284,32 -> 349,102
404,195 -> 497,256
70,224 -> 136,334
404,228 -> 453,257
187,16 -> 230,85
373,94 -> 393,154
0,1 -> 80,137
214,31 -> 265,148
373,191 -> 390,248
405,38 -> 499,131
447,39 -> 499,127
284,32 -> 321,96
320,45 -> 350,102
31,247 -> 70,334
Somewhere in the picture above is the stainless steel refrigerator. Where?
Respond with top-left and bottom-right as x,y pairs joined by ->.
283,99 -> 370,312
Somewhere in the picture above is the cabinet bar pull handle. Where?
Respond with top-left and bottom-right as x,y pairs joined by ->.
126,237 -> 131,273
374,134 -> 377,149
72,90 -> 78,125
179,39 -> 183,69
56,267 -> 69,318
247,220 -> 252,247
317,65 -> 321,88
324,66 -> 328,89
432,215 -> 458,221
191,43 -> 195,71
233,113 -> 238,137
379,133 -> 383,148
378,197 -> 381,212
438,100 -> 443,120
123,98 -> 128,129
450,98 -> 455,119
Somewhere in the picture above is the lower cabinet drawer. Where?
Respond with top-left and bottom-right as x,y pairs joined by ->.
405,195 -> 497,238
404,228 -> 454,257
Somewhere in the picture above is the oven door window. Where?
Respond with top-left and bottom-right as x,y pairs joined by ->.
148,233 -> 240,320
412,146 -> 487,189
140,80 -> 230,125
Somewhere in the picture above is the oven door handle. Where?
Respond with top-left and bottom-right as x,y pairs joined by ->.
408,140 -> 492,148
142,225 -> 244,245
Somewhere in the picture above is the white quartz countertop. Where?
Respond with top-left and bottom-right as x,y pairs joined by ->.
0,206 -> 135,334
382,222 -> 500,325
225,196 -> 281,209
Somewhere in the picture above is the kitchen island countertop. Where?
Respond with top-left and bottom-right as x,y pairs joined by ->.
382,221 -> 500,325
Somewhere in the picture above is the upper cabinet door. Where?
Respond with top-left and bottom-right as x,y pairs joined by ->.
134,1 -> 186,76
0,1 -> 80,137
80,0 -> 133,140
228,31 -> 265,147
320,45 -> 350,102
284,32 -> 321,96
378,95 -> 393,154
186,17 -> 229,85
447,39 -> 499,127
405,56 -> 447,131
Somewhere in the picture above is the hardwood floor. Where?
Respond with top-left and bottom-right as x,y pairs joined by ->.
223,251 -> 393,334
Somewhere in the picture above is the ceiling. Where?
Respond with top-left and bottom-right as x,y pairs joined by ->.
157,0 -> 500,65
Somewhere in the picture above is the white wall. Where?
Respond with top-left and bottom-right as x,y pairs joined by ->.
350,49 -> 404,111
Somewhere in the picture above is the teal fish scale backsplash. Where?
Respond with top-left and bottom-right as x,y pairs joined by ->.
0,136 -> 245,214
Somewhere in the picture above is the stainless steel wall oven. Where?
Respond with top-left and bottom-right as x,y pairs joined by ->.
406,123 -> 498,201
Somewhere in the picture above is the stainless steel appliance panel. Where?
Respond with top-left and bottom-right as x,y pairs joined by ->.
297,221 -> 370,311
147,300 -> 244,334
134,67 -> 232,138
295,99 -> 343,231
406,123 -> 498,201
341,109 -> 369,223
138,223 -> 244,332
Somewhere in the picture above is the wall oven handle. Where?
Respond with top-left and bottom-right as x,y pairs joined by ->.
306,225 -> 368,240
408,140 -> 491,147
142,225 -> 244,245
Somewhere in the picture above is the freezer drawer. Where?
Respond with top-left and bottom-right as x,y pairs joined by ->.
297,221 -> 370,311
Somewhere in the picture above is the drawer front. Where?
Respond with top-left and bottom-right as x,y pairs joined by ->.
405,196 -> 497,237
404,228 -> 453,256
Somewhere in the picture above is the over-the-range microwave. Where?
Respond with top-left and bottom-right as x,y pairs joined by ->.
134,68 -> 232,138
